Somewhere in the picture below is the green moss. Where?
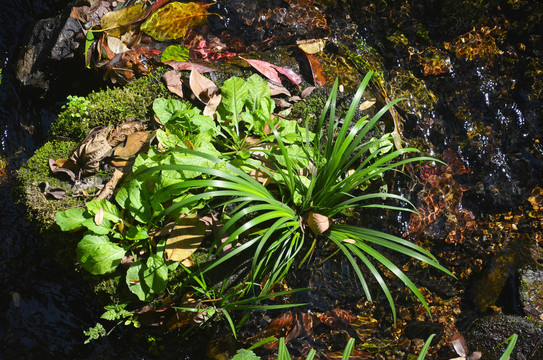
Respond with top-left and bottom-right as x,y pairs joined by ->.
50,68 -> 176,142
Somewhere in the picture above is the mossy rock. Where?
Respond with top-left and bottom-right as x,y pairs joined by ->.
50,67 -> 176,142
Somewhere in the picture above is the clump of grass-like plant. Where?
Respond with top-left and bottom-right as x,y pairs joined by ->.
142,72 -> 453,321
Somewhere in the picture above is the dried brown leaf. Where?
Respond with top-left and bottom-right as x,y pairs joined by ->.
68,126 -> 114,176
95,168 -> 125,200
301,86 -> 316,98
451,332 -> 469,357
49,158 -> 77,183
306,212 -> 330,235
203,94 -> 222,117
359,98 -> 376,111
162,70 -> 184,98
189,69 -> 219,104
165,214 -> 206,262
302,53 -> 326,87
164,61 -> 218,73
94,207 -> 104,226
113,131 -> 150,158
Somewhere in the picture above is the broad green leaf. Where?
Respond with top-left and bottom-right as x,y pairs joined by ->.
141,2 -> 209,41
231,349 -> 260,360
86,199 -> 122,223
56,208 -> 90,231
101,304 -> 132,321
115,187 -> 129,209
143,254 -> 168,295
128,179 -> 152,223
156,128 -> 183,149
126,226 -> 148,241
245,74 -> 271,112
153,98 -> 188,124
219,76 -> 248,117
126,261 -> 152,301
82,217 -> 112,235
100,4 -> 146,38
161,44 -> 190,62
270,144 -> 310,169
77,234 -> 125,275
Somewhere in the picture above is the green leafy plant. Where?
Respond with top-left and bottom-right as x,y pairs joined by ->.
138,71 -> 452,321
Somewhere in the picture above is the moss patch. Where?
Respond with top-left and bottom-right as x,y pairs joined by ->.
50,68 -> 176,142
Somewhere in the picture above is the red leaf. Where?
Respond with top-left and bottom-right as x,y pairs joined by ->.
241,57 -> 282,84
270,64 -> 302,89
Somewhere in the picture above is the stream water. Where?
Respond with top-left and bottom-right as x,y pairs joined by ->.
1,0 -> 542,359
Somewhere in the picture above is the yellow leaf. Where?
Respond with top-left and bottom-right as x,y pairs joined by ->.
165,215 -> 206,262
141,2 -> 209,41
297,38 -> 326,55
306,212 -> 330,236
100,4 -> 146,38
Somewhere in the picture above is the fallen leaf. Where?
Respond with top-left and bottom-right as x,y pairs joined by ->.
301,86 -> 316,98
42,181 -> 67,199
69,126 -> 113,176
107,120 -> 146,147
306,212 -> 330,235
113,131 -> 150,158
94,207 -> 104,226
100,3 -> 147,38
203,94 -> 222,117
162,70 -> 184,98
161,44 -> 190,62
302,53 -> 326,87
271,64 -> 303,89
241,57 -> 282,84
342,239 -> 356,244
189,69 -> 219,104
268,82 -> 291,97
297,38 -> 326,54
359,98 -> 376,111
49,158 -> 77,183
165,214 -> 206,262
70,6 -> 90,23
107,36 -> 129,54
164,61 -> 217,73
451,332 -> 469,357
141,2 -> 209,41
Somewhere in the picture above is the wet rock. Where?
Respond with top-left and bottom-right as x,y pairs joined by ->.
14,4 -> 88,93
466,315 -> 543,360
518,266 -> 543,320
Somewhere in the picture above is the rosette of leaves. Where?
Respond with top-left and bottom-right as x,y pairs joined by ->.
135,71 -> 453,321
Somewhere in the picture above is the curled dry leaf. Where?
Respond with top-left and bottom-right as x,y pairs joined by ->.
162,70 -> 183,98
301,86 -> 316,99
49,158 -> 77,183
451,332 -> 469,357
42,181 -> 67,200
306,212 -> 330,235
203,94 -> 222,117
268,82 -> 291,97
94,207 -> 104,226
69,126 -> 114,176
189,69 -> 219,104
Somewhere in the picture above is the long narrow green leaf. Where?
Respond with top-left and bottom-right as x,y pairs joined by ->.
417,334 -> 436,360
498,333 -> 518,360
342,338 -> 356,360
